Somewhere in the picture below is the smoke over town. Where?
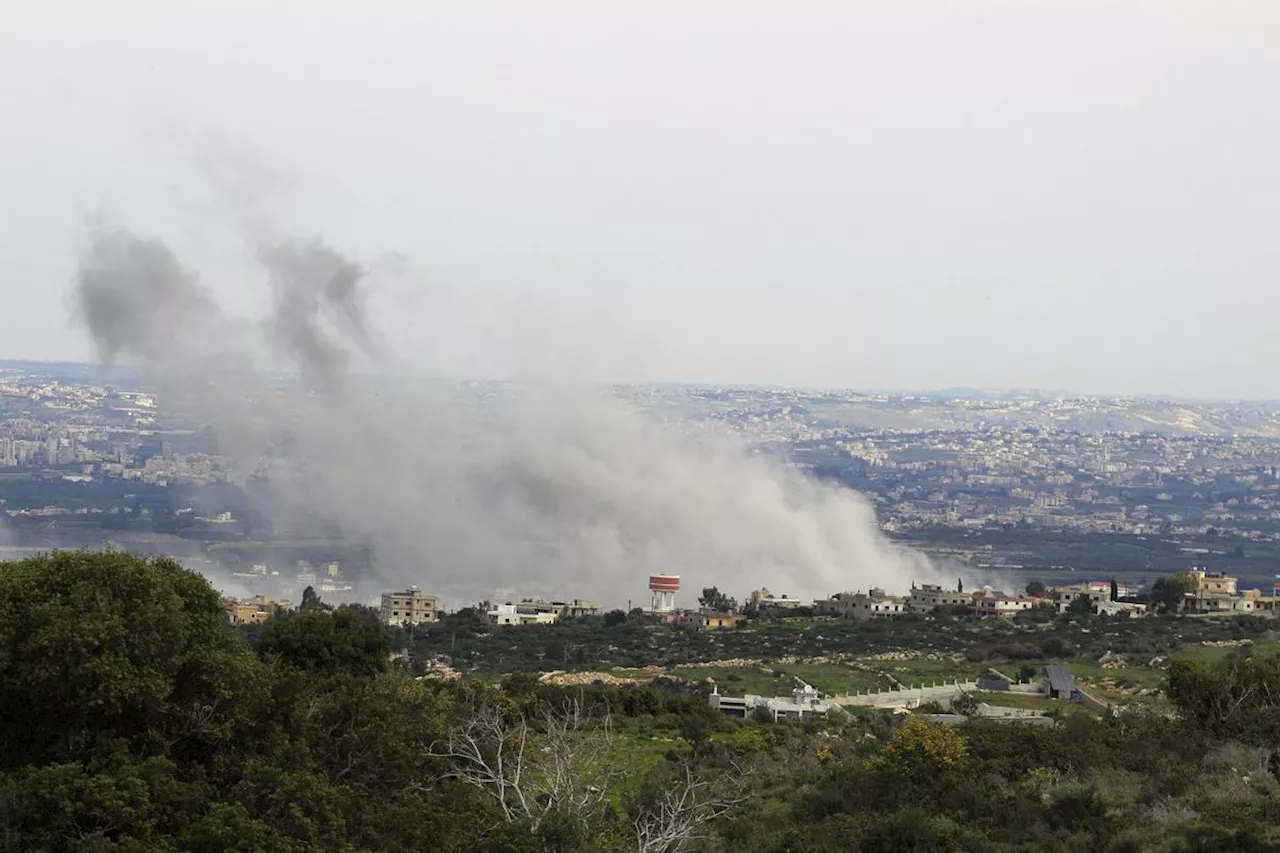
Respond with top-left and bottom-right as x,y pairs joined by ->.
74,208 -> 942,607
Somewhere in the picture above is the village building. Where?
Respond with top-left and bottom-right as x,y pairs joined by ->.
748,587 -> 803,610
512,597 -> 601,619
709,681 -> 836,721
380,587 -> 440,626
820,588 -> 909,620
225,595 -> 291,626
695,611 -> 748,630
488,602 -> 558,626
908,583 -> 972,613
970,593 -> 1037,616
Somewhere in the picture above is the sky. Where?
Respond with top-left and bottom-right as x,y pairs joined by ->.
2,1 -> 1279,398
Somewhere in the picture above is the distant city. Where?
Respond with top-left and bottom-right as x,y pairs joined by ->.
5,359 -> 1280,606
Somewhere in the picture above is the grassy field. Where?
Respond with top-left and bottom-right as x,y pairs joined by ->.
976,691 -> 1095,716
674,666 -> 796,696
869,657 -> 982,686
610,732 -> 679,801
1177,636 -> 1280,663
769,663 -> 890,694
1060,660 -> 1165,688
671,662 -> 889,696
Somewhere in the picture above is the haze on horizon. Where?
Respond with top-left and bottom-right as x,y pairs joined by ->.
2,2 -> 1279,398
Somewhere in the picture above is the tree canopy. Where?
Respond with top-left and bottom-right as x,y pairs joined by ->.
697,586 -> 736,613
256,604 -> 390,678
4,550 -> 1280,852
0,550 -> 258,769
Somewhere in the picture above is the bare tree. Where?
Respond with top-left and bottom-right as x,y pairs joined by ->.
531,698 -> 616,818
429,696 -> 616,830
633,761 -> 748,853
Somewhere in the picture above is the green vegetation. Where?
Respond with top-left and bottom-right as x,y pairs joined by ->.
6,551 -> 1280,851
675,663 -> 888,697
976,692 -> 1093,714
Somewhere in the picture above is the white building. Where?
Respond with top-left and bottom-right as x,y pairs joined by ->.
709,682 -> 837,721
488,603 -> 558,626
971,593 -> 1037,616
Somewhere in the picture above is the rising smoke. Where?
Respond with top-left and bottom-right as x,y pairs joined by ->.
74,208 -> 944,607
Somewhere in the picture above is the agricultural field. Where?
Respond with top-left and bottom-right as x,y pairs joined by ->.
975,691 -> 1096,716
663,662 -> 890,696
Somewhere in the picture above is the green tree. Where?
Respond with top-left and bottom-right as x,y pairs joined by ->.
1167,652 -> 1280,742
0,550 -> 260,769
299,585 -> 330,613
1151,572 -> 1195,614
697,587 -> 736,612
255,605 -> 390,678
869,718 -> 968,771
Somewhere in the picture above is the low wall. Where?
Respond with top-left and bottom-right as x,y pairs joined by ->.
1075,686 -> 1110,713
831,681 -> 978,708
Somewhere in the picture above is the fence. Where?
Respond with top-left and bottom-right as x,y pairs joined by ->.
830,680 -> 979,708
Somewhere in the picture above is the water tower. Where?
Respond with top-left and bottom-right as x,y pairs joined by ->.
648,574 -> 680,613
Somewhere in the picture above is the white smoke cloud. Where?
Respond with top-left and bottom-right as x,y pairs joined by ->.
73,193 -> 945,607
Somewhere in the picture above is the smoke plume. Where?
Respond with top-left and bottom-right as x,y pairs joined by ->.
74,217 -> 943,607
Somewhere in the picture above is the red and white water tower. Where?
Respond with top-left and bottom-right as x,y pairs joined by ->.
648,573 -> 680,613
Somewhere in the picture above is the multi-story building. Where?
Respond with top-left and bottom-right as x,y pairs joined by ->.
1188,569 -> 1237,598
1056,585 -> 1109,613
380,587 -> 440,626
908,584 -> 972,613
1056,586 -> 1147,617
827,589 -> 909,621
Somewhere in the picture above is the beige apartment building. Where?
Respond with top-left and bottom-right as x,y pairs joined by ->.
1188,569 -> 1237,597
908,584 -> 972,612
831,589 -> 909,620
226,595 -> 291,626
380,587 -> 440,626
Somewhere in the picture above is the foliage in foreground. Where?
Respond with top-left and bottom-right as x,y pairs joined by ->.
3,551 -> 1280,852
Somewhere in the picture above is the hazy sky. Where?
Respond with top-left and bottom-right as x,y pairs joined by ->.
2,2 -> 1278,398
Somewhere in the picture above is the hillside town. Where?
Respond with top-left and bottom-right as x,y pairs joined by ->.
221,566 -> 1279,632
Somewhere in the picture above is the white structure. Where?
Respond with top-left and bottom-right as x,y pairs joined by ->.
488,603 -> 558,626
709,681 -> 836,721
648,573 -> 680,613
971,593 -> 1037,616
